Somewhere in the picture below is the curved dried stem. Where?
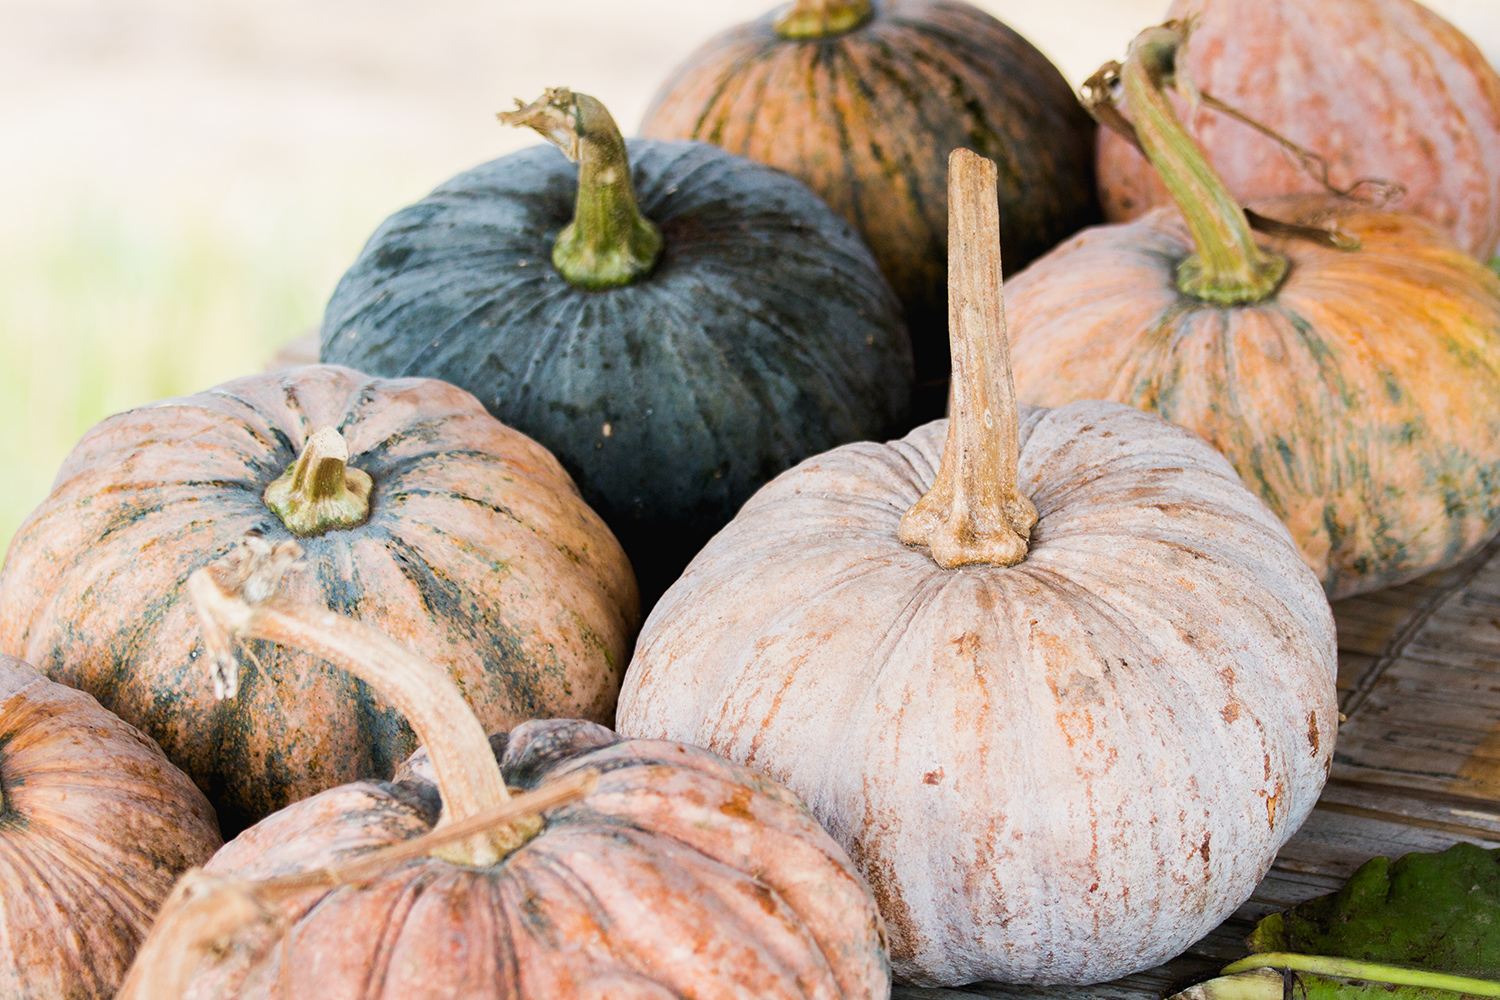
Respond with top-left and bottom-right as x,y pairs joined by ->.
1080,26 -> 1387,255
187,533 -> 523,865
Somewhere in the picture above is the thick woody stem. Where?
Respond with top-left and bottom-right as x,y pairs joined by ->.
187,534 -> 528,866
498,88 -> 663,290
1122,24 -> 1288,304
898,149 -> 1037,568
262,427 -> 372,537
774,0 -> 874,38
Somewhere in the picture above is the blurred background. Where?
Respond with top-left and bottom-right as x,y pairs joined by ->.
2,0 -> 1496,553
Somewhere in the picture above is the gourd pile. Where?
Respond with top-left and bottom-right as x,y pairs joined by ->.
1,0 -> 1498,995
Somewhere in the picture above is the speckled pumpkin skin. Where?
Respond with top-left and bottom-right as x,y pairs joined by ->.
639,0 -> 1099,399
1006,195 -> 1500,599
0,366 -> 638,833
0,654 -> 221,999
118,719 -> 889,1000
1097,0 -> 1500,260
321,139 -> 913,606
618,401 -> 1338,986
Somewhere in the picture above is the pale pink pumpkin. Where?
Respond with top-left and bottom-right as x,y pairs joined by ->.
616,150 -> 1338,986
1097,0 -> 1500,259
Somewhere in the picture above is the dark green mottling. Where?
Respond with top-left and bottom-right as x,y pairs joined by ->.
321,139 -> 913,606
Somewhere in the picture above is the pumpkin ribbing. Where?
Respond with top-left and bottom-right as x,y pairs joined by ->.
0,654 -> 221,999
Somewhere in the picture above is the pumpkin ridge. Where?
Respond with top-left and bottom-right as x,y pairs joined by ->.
0,846 -> 115,993
14,824 -> 161,925
368,528 -> 546,717
687,37 -> 782,144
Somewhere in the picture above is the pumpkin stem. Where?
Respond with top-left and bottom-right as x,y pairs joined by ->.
1121,23 -> 1288,305
262,426 -> 372,537
898,149 -> 1037,569
774,0 -> 874,38
186,533 -> 536,867
498,88 -> 663,291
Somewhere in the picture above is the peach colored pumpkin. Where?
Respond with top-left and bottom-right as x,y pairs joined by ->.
0,364 -> 638,832
617,151 -> 1338,986
1097,0 -> 1500,260
116,535 -> 889,1000
1015,24 -> 1500,599
0,654 -> 221,998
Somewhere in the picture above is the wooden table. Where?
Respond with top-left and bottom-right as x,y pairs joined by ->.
896,538 -> 1500,998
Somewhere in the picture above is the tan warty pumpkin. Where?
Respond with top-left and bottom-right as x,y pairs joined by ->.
115,535 -> 889,1000
1008,23 -> 1500,600
1096,0 -> 1500,260
617,150 -> 1338,986
0,653 -> 221,999
0,365 -> 638,832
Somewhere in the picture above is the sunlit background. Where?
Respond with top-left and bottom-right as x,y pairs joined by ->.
2,0 -> 1496,553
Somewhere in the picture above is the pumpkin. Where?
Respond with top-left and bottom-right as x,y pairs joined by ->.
0,364 -> 637,832
320,88 -> 913,606
1096,0 -> 1500,260
638,0 -> 1100,409
0,653 -> 221,998
616,149 -> 1338,986
116,534 -> 890,1000
1009,23 -> 1500,599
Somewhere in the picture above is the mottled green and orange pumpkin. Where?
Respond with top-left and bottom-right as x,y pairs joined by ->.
1006,24 -> 1500,598
639,0 -> 1099,406
0,364 -> 637,831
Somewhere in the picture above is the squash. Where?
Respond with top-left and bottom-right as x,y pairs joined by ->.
0,364 -> 637,832
1009,23 -> 1500,599
0,653 -> 220,998
1096,0 -> 1500,260
639,0 -> 1100,411
320,88 -> 913,606
116,533 -> 889,1000
616,149 -> 1338,986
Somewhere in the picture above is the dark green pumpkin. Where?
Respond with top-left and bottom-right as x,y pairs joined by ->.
321,91 -> 913,604
639,0 -> 1100,411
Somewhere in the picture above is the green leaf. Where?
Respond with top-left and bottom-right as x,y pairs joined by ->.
1247,842 -> 1500,977
1173,965 -> 1498,999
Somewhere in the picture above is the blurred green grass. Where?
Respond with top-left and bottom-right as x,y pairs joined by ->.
0,186 -> 395,556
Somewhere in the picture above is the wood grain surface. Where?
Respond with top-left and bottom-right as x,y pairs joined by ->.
897,536 -> 1500,997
